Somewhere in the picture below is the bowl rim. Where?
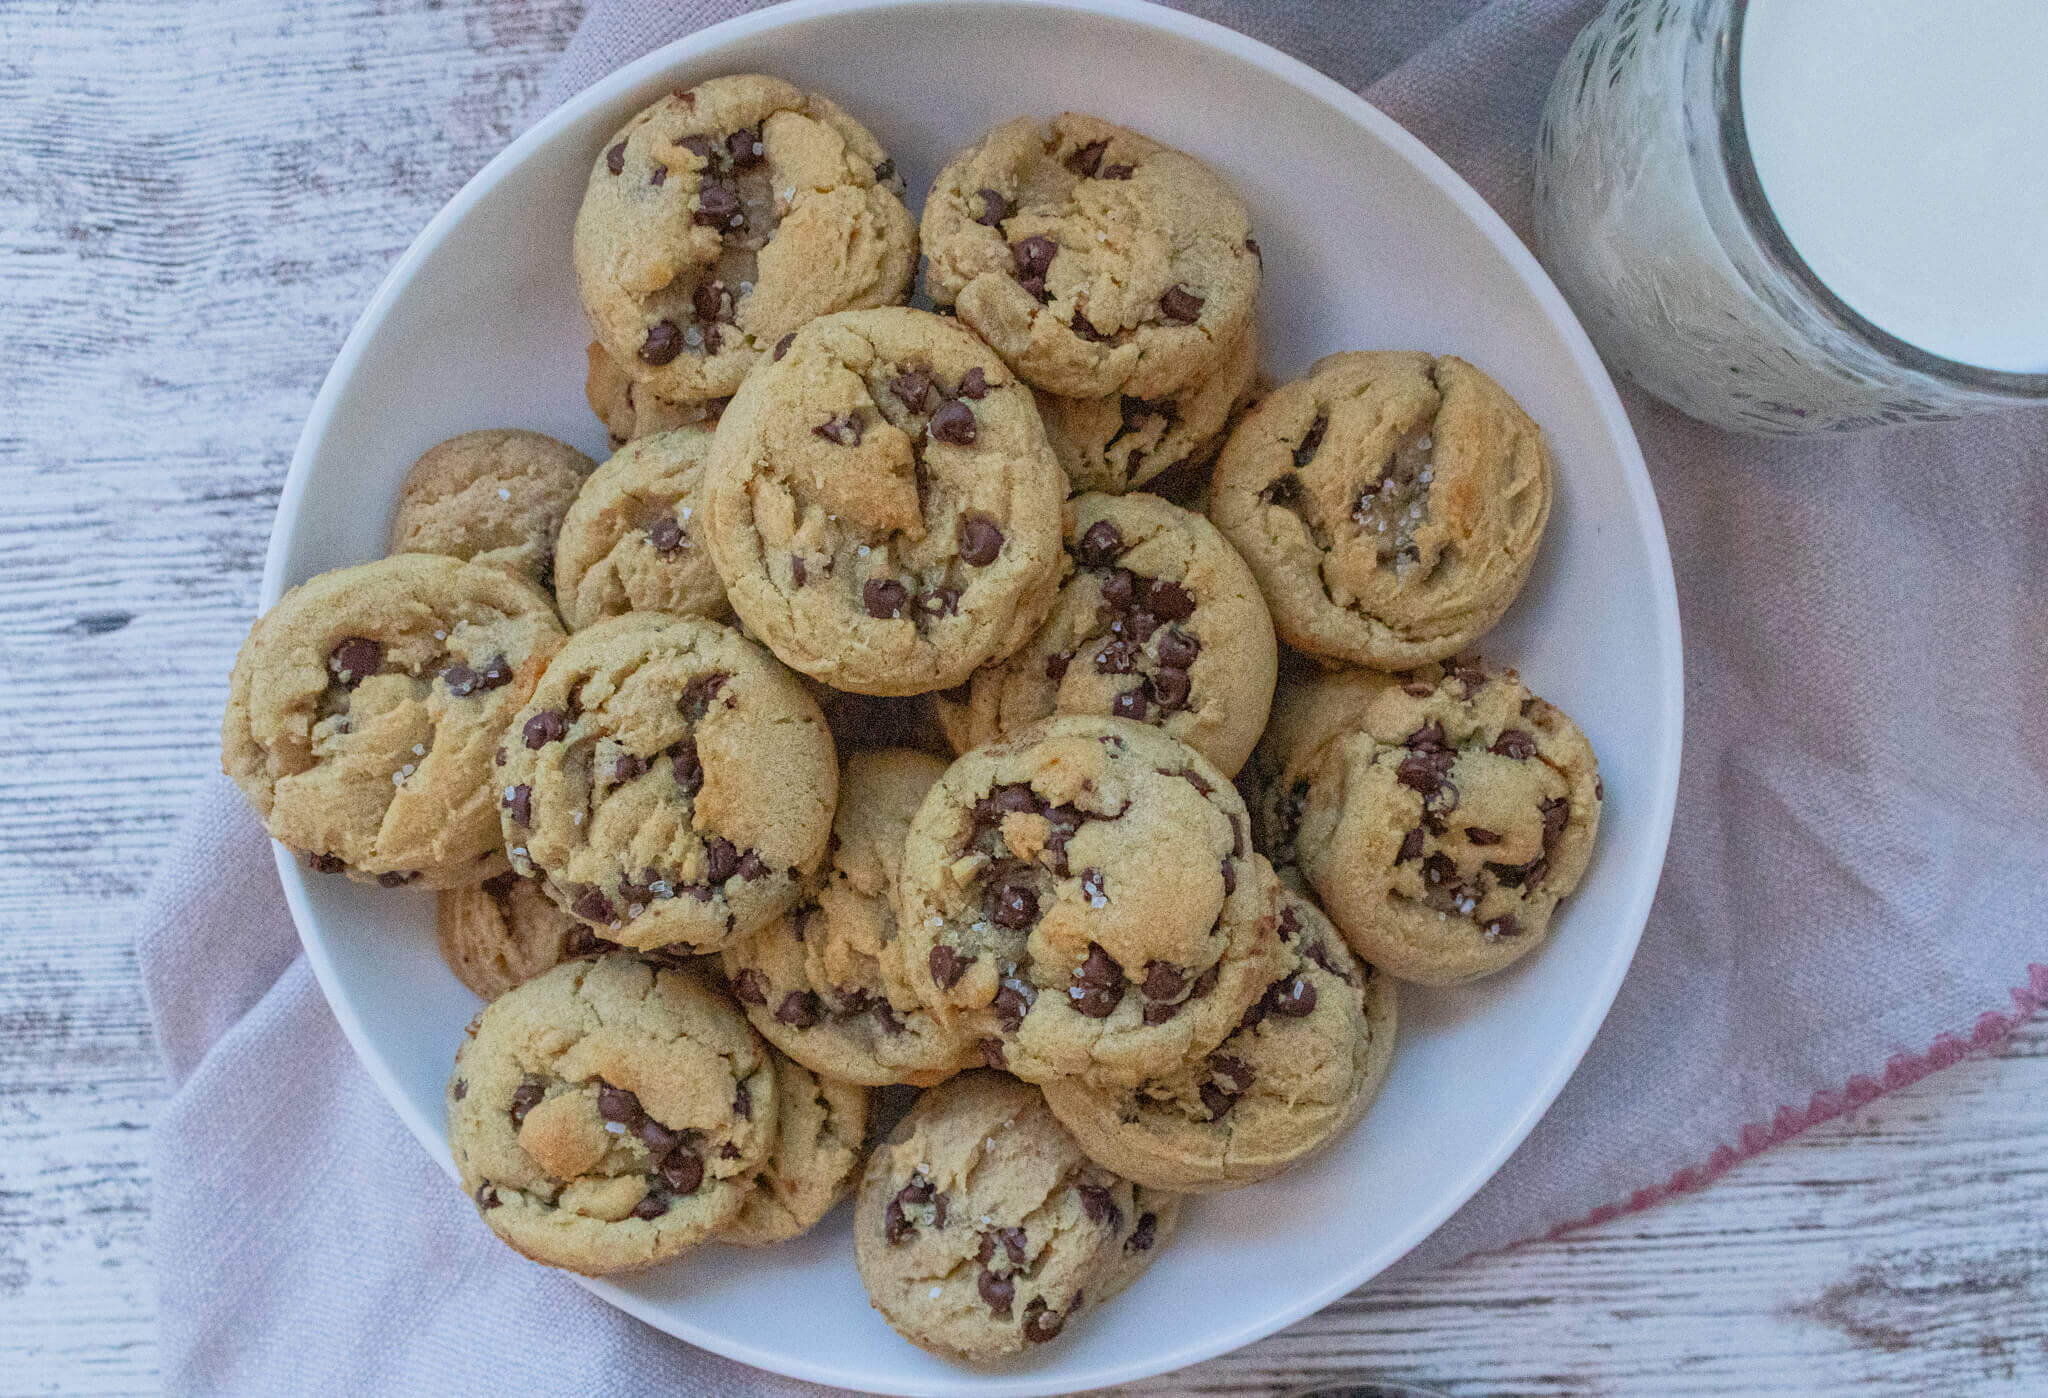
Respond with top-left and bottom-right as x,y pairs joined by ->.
264,0 -> 1684,1391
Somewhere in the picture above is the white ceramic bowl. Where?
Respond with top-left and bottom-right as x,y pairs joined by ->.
264,1 -> 1683,1391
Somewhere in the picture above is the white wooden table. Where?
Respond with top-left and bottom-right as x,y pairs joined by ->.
3,2 -> 2044,1393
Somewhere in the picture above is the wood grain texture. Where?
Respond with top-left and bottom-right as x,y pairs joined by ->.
0,2 -> 2042,1395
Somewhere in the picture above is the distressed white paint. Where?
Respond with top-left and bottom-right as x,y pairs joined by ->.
1,1 -> 2043,1393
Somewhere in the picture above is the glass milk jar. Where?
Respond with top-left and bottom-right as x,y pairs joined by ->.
1533,0 -> 2048,434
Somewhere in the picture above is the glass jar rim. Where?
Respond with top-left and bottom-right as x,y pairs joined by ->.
1716,0 -> 2048,397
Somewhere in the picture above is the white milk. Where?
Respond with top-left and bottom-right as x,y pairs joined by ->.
1741,0 -> 2048,374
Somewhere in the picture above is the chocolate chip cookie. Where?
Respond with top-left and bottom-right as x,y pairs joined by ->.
1042,882 -> 1396,1191
1209,352 -> 1552,669
721,749 -> 976,1086
499,612 -> 836,954
1255,658 -> 1601,984
223,554 -> 565,888
704,307 -> 1066,695
573,74 -> 916,403
852,1072 -> 1174,1361
585,341 -> 730,450
923,113 -> 1260,400
448,954 -> 777,1275
933,491 -> 1277,777
721,1047 -> 871,1247
1037,322 -> 1258,495
552,428 -> 731,630
895,716 -> 1284,1087
386,429 -> 596,593
437,870 -> 589,1000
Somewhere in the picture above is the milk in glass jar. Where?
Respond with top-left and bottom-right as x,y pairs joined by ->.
1533,0 -> 2048,434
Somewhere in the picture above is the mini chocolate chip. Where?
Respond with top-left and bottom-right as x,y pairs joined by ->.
1159,284 -> 1204,323
1177,766 -> 1214,796
308,852 -> 346,874
597,1083 -> 644,1127
1069,306 -> 1111,342
1274,974 -> 1316,1017
890,368 -> 936,413
1077,1183 -> 1121,1231
702,837 -> 738,883
1211,1054 -> 1256,1094
1221,858 -> 1237,894
476,654 -> 514,690
649,163 -> 667,187
1099,163 -> 1134,179
571,885 -> 616,924
476,1185 -> 501,1210
1405,681 -> 1436,698
1487,915 -> 1523,938
932,1191 -> 950,1228
1045,651 -> 1071,681
1155,629 -> 1199,670
776,990 -> 821,1028
661,1146 -> 705,1194
1540,796 -> 1570,850
1022,1297 -> 1065,1344
670,737 -> 702,795
693,180 -> 741,228
990,877 -> 1038,931
502,784 -> 532,826
1142,999 -> 1181,1026
376,871 -> 417,888
918,586 -> 960,619
452,1078 -> 467,1101
773,332 -> 794,360
1144,579 -> 1195,620
991,983 -> 1030,1033
1127,1211 -> 1158,1252
930,945 -> 975,990
679,133 -> 713,159
1112,686 -> 1148,721
1294,413 -> 1329,468
509,1080 -> 544,1127
974,188 -> 1010,225
1066,139 -> 1108,176
1397,826 -> 1426,863
1012,235 -> 1057,281
522,710 -> 567,749
731,967 -> 769,1005
1199,1079 -> 1238,1120
957,513 -> 1004,565
690,280 -> 725,323
640,320 -> 684,365
440,661 -> 478,695
1408,720 -> 1448,750
727,127 -> 762,168
979,1037 -> 1008,1068
978,1269 -> 1015,1317
1151,668 -> 1191,712
863,578 -> 910,619
1596,777 -> 1605,800
789,554 -> 807,587
813,414 -> 863,446
884,1198 -> 913,1244
994,1225 -> 1028,1265
603,139 -> 630,176
1305,939 -> 1353,983
1397,747 -> 1456,795
735,849 -> 766,881
732,1081 -> 752,1119
1142,962 -> 1186,1000
613,752 -> 649,783
1123,608 -> 1161,644
1466,827 -> 1502,846
874,157 -> 895,182
632,1191 -> 670,1220
931,400 -> 978,445
329,637 -> 382,685
958,366 -> 989,399
1071,943 -> 1125,1018
1244,236 -> 1262,259
680,670 -> 728,719
1189,962 -> 1220,999
1097,566 -> 1136,611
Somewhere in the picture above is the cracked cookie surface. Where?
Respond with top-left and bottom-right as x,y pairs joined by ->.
895,716 -> 1283,1087
387,429 -> 597,593
553,428 -> 731,630
934,491 -> 1276,777
922,113 -> 1259,399
1209,351 -> 1551,669
499,612 -> 836,954
1042,882 -> 1395,1191
223,554 -> 565,888
448,955 -> 777,1275
574,74 -> 915,402
1253,658 -> 1601,984
1036,322 -> 1258,495
705,307 -> 1066,695
721,1047 -> 871,1247
852,1072 -> 1176,1361
721,749 -> 976,1086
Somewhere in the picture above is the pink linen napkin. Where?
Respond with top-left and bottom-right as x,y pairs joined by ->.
144,0 -> 2048,1391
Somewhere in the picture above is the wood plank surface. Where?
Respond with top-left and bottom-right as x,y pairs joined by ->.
1,2 -> 2042,1394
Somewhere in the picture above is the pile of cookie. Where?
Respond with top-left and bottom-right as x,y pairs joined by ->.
221,74 -> 1602,1365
